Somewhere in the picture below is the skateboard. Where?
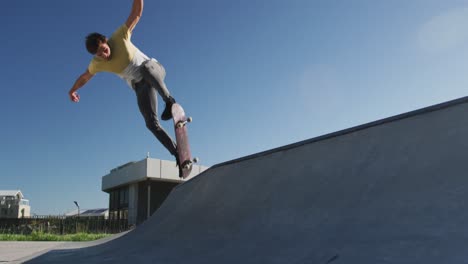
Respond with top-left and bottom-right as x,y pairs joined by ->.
172,103 -> 198,179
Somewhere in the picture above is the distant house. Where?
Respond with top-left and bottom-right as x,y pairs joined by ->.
65,208 -> 109,218
0,190 -> 31,218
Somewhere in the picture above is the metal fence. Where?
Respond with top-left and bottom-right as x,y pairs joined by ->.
0,216 -> 129,235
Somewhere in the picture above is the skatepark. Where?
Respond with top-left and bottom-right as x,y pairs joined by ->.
24,96 -> 468,263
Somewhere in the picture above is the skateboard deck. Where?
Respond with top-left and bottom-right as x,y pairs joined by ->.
172,103 -> 196,179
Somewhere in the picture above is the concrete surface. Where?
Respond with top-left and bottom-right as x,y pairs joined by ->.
25,96 -> 468,263
0,242 -> 65,263
0,232 -> 128,263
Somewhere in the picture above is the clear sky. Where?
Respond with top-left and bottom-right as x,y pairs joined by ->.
2,0 -> 468,215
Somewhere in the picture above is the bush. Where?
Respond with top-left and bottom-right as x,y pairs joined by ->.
0,231 -> 111,241
0,217 -> 128,235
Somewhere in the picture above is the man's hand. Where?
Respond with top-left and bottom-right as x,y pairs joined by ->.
69,70 -> 94,103
69,91 -> 80,103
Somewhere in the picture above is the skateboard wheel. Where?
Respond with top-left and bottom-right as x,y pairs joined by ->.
176,122 -> 184,128
187,117 -> 193,123
182,160 -> 192,170
193,157 -> 199,163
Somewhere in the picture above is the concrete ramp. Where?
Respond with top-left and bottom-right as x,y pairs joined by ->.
28,97 -> 468,263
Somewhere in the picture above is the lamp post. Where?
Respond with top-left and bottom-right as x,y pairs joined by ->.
73,201 -> 80,217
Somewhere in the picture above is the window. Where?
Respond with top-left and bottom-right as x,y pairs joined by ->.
109,192 -> 115,210
108,187 -> 129,220
119,209 -> 128,219
119,188 -> 129,207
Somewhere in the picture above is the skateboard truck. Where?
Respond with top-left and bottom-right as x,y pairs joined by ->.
176,117 -> 192,128
181,157 -> 199,170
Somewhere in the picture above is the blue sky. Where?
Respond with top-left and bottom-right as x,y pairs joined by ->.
2,0 -> 468,214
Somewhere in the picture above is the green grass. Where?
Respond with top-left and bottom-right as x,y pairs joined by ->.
0,231 -> 111,241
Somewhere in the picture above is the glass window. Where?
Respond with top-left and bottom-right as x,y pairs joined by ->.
118,188 -> 129,207
120,189 -> 124,205
110,190 -> 120,210
109,192 -> 114,210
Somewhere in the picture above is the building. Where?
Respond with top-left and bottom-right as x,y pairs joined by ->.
0,190 -> 31,218
102,157 -> 208,225
65,208 -> 109,218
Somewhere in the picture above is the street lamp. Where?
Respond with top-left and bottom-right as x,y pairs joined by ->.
73,201 -> 80,217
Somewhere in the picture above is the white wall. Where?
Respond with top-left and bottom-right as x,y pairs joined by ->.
102,158 -> 209,191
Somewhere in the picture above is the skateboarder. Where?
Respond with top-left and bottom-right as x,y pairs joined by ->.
68,0 -> 182,176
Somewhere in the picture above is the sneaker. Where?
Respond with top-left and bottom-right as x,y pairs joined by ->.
178,165 -> 183,178
161,97 -> 176,121
174,154 -> 183,178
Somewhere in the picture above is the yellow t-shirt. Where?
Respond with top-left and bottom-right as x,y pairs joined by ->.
88,24 -> 137,75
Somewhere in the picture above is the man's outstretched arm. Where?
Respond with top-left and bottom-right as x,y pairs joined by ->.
126,0 -> 143,32
68,70 -> 95,102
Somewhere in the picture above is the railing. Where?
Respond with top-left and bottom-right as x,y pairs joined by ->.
0,217 -> 129,235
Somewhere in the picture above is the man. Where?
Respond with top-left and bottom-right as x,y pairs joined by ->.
68,0 -> 182,176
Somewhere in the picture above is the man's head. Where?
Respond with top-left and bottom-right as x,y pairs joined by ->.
86,33 -> 111,60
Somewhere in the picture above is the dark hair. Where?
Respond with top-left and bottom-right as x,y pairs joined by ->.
85,33 -> 107,54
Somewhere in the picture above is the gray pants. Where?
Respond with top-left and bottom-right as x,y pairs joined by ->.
133,59 -> 177,156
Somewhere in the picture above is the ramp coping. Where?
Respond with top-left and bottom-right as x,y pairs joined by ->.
213,96 -> 468,169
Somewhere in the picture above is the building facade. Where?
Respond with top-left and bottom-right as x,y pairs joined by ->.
0,190 -> 31,218
102,158 -> 208,225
